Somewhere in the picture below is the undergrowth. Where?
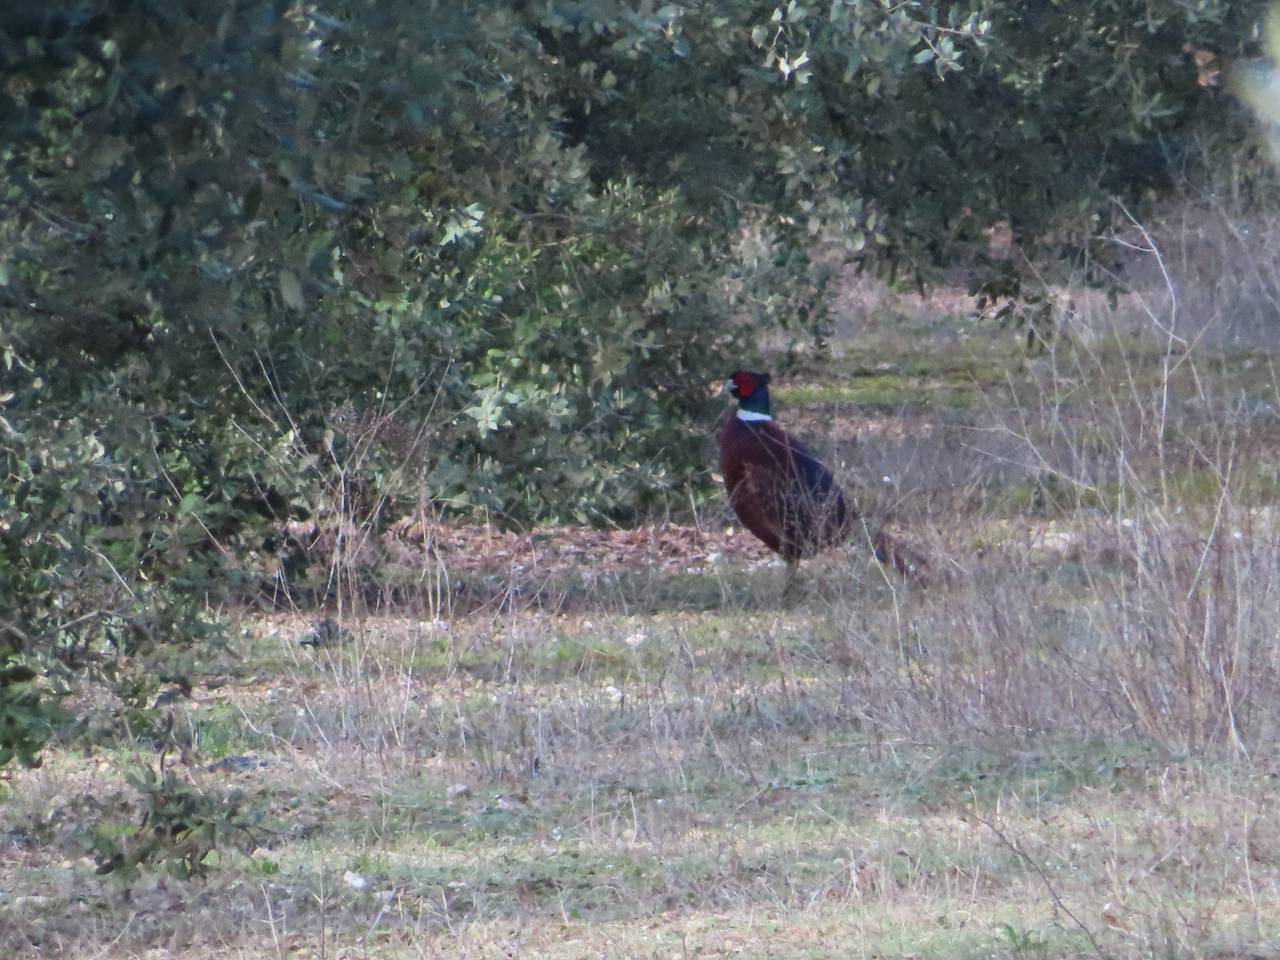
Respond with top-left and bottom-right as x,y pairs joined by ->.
8,207 -> 1280,958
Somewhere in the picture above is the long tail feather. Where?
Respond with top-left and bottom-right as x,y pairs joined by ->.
871,529 -> 928,578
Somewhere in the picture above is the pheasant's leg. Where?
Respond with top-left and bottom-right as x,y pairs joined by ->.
782,559 -> 800,604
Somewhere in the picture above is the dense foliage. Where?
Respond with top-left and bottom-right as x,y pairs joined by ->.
0,0 -> 1271,770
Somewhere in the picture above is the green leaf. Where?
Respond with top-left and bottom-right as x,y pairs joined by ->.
279,270 -> 305,311
177,493 -> 205,516
243,181 -> 263,220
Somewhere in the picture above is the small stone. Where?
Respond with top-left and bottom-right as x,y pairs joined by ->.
206,755 -> 268,774
343,871 -> 367,891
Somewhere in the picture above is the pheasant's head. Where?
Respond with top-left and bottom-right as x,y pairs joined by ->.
727,370 -> 772,418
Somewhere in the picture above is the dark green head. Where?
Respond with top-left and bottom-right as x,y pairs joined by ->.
727,370 -> 772,418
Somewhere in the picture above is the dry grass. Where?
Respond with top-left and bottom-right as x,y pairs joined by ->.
6,602 -> 1280,958
9,213 -> 1280,957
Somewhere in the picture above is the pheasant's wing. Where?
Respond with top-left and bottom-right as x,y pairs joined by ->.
786,440 -> 838,498
780,436 -> 849,543
729,462 -> 787,555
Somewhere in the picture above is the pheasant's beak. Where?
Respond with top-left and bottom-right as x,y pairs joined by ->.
724,379 -> 739,398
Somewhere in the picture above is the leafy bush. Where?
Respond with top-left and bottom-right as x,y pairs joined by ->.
24,758 -> 268,882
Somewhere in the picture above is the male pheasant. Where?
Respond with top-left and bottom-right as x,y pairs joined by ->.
719,369 -> 919,594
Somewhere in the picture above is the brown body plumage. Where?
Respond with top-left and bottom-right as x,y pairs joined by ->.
720,370 -> 920,593
719,415 -> 851,562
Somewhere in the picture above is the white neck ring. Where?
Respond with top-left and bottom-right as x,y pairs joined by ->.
736,410 -> 772,422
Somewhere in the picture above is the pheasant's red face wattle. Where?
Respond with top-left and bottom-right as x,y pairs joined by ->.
733,371 -> 759,398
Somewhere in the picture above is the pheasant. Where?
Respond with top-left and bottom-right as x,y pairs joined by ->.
719,369 -> 920,594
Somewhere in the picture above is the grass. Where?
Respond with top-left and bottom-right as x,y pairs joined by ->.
8,588 -> 1280,958
9,301 -> 1280,957
774,340 -> 1013,412
7,666 -> 1278,958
